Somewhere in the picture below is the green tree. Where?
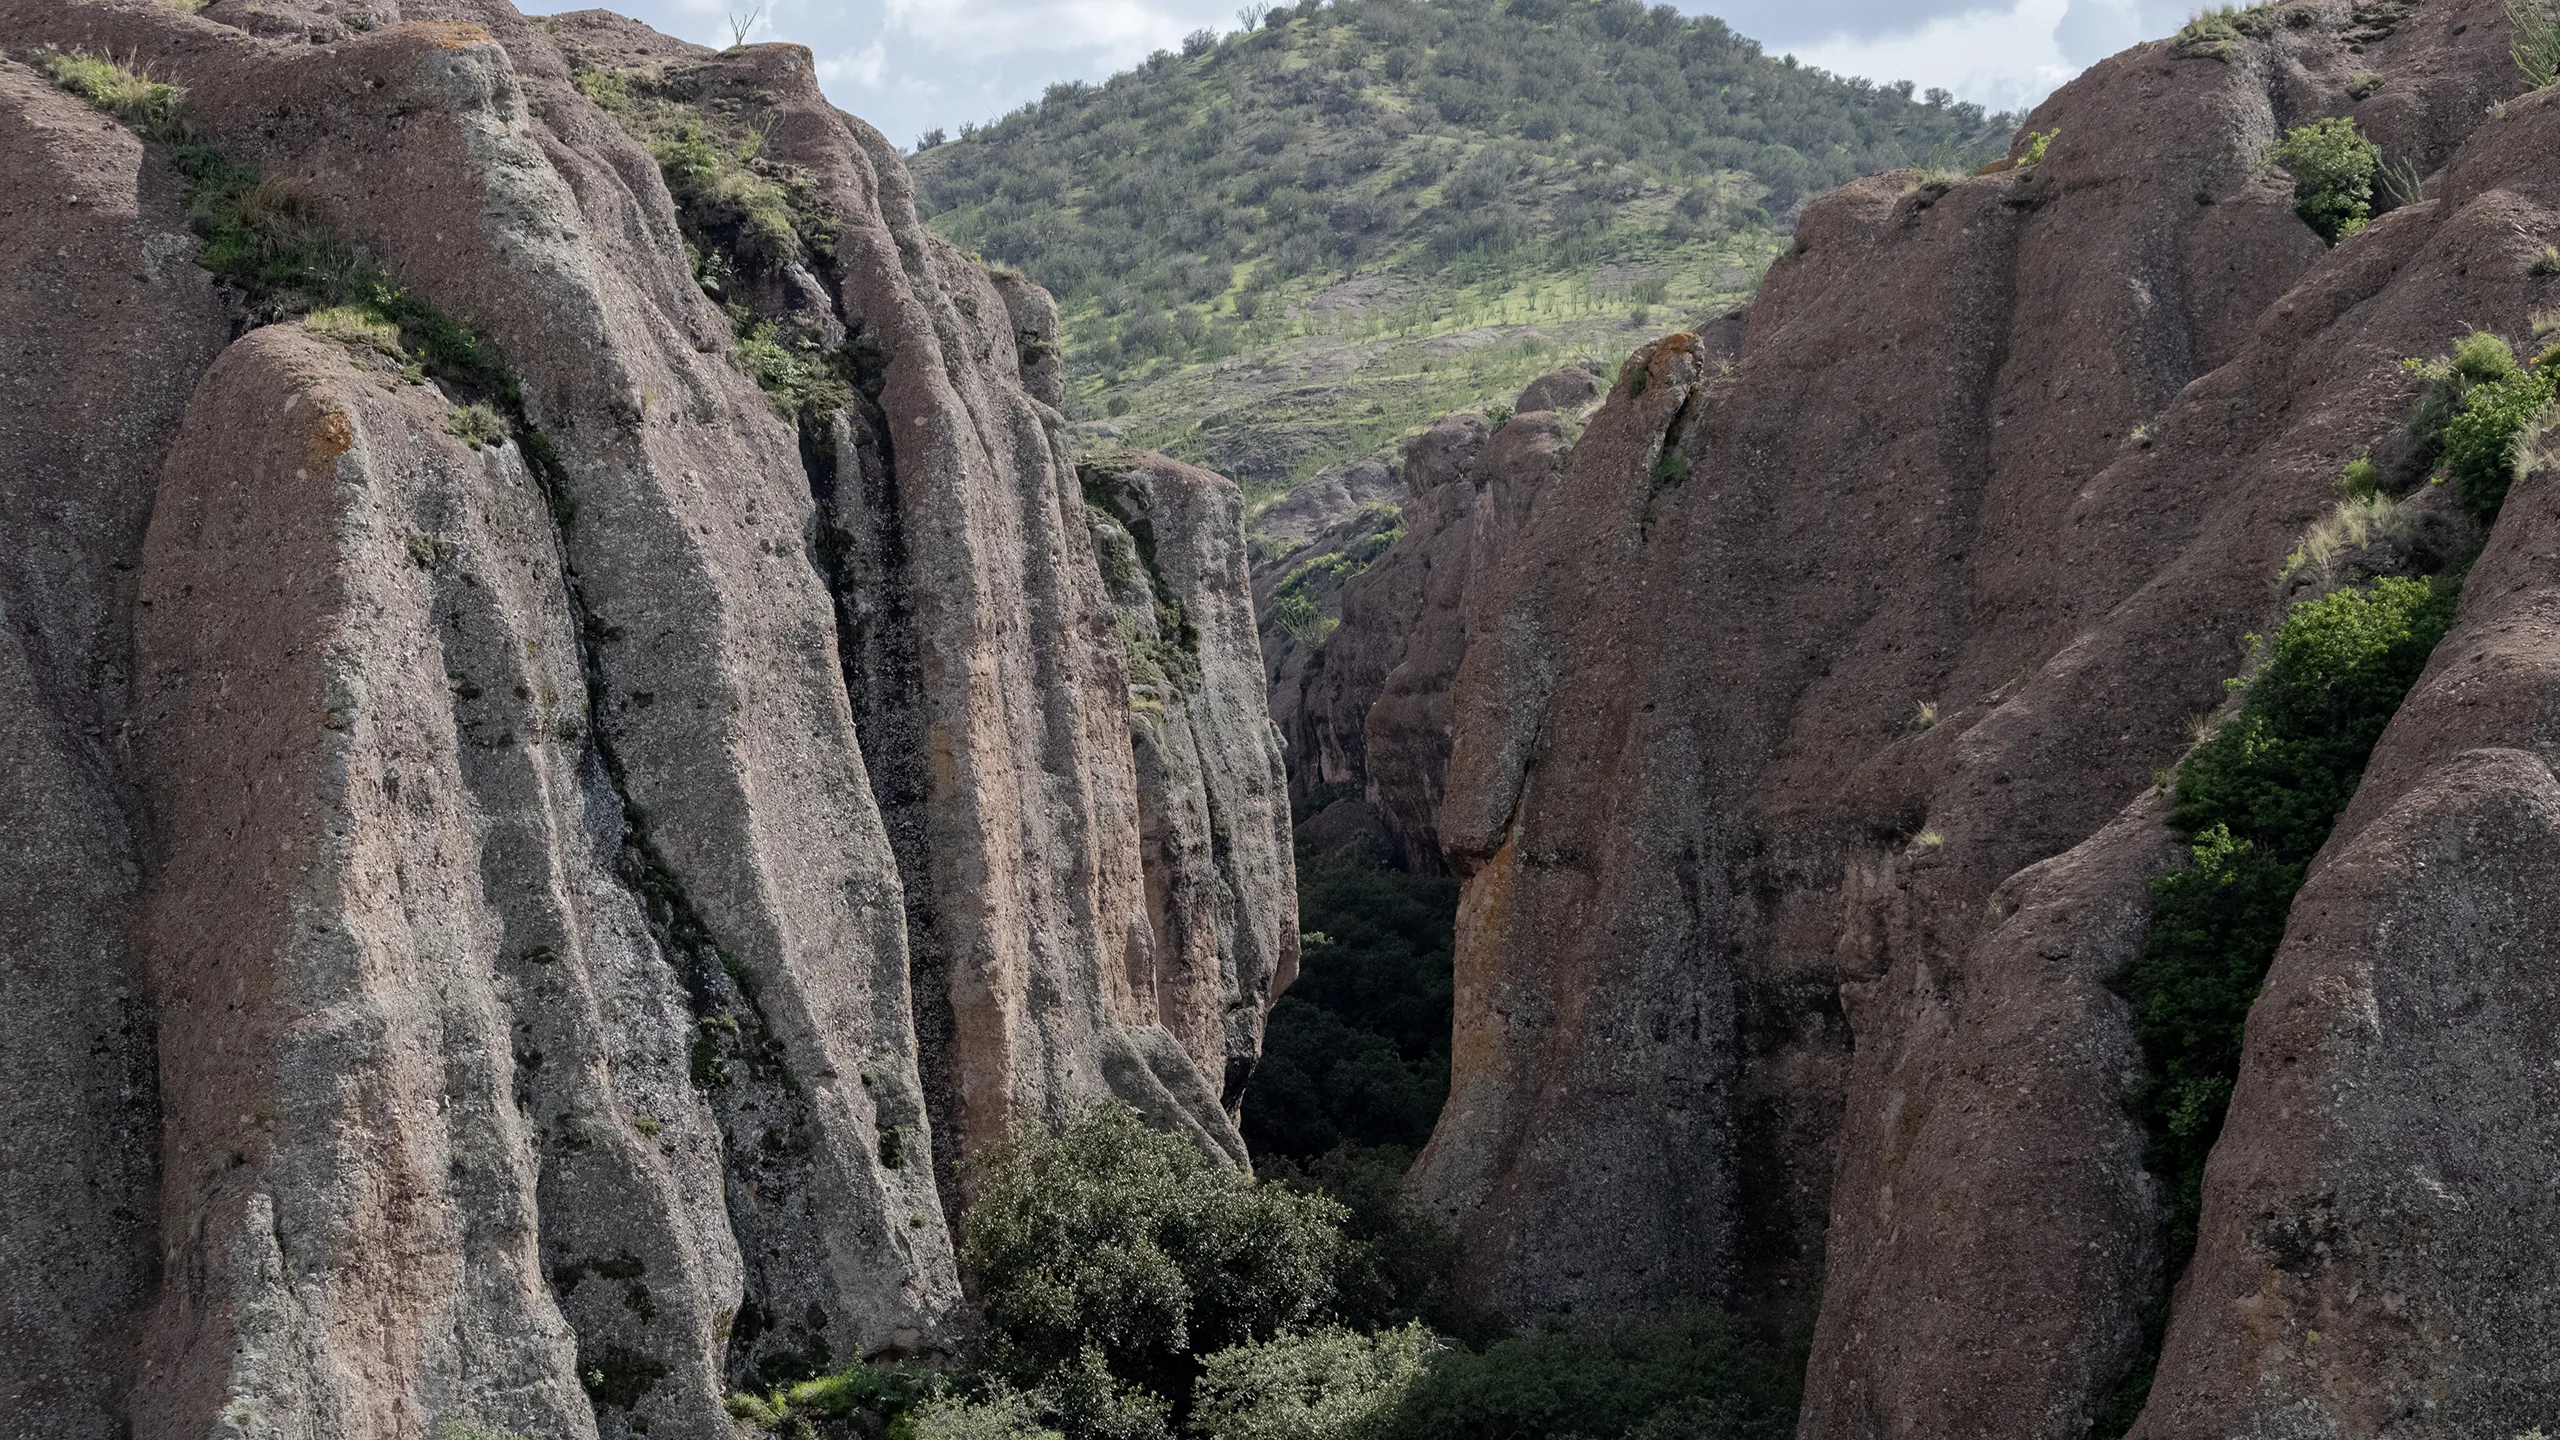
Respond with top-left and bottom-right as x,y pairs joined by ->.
1191,1325 -> 1442,1440
2273,117 -> 2382,243
962,1105 -> 1352,1431
1244,851 -> 1458,1161
2117,574 -> 2462,1263
1372,1311 -> 1801,1440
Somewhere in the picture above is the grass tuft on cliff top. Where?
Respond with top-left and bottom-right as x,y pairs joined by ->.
36,44 -> 578,530
37,48 -> 183,129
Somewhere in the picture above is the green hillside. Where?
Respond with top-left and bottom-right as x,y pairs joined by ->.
912,0 -> 2013,500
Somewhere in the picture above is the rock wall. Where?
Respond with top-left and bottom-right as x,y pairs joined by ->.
1084,451 -> 1302,1125
1263,366 -> 1593,871
0,58 -> 230,1440
0,3 -> 1291,1434
1397,0 -> 2560,1431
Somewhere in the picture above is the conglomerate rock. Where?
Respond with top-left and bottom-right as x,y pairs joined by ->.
0,57 -> 230,1440
1266,368 -> 1589,870
1084,451 -> 1302,1126
1384,0 -> 2560,1432
0,3 -> 1291,1434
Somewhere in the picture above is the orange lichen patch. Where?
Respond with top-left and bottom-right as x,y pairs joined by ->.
307,408 -> 356,466
1976,157 -> 2019,176
414,22 -> 496,51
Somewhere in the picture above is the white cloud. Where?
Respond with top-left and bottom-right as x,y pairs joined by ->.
1785,0 -> 2083,119
880,0 -> 1205,58
820,36 -> 891,87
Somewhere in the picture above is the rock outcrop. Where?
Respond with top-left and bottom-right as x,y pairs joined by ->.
1085,451 -> 1302,1123
1388,0 -> 2560,1432
0,3 -> 1290,1434
1262,366 -> 1592,870
0,57 -> 231,1440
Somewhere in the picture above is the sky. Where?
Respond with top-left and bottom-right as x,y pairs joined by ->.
518,0 -> 2203,153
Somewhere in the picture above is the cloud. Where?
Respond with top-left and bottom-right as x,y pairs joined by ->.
2051,0 -> 2189,64
880,0 -> 1206,58
818,36 -> 890,87
1786,0 -> 2083,118
1697,0 -> 2007,47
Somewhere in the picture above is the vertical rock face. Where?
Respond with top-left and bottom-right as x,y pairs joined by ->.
1267,369 -> 1588,871
2135,96 -> 2560,1431
0,2 -> 1291,1434
0,59 -> 229,1440
1386,0 -> 2560,1430
1084,451 -> 1301,1128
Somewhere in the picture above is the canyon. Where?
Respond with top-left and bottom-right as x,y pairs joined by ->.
3,0 -> 2558,1437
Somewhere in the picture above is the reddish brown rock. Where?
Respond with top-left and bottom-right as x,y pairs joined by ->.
0,57 -> 230,1440
0,2 -> 1291,1431
1406,0 -> 2552,1431
2135,99 -> 2560,1419
1084,451 -> 1302,1127
1269,370 -> 1586,871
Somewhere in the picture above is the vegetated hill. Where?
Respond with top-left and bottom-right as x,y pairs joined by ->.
909,0 -> 2013,503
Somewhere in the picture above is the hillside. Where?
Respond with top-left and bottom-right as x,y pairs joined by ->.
909,0 -> 2013,502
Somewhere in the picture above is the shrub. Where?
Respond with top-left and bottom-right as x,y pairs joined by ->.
1039,1350 -> 1176,1440
2513,0 -> 2560,88
2273,117 -> 2381,243
733,317 -> 856,418
2438,362 -> 2556,521
962,1103 -> 1352,1422
2118,574 -> 2462,1262
446,402 -> 511,450
726,1361 -> 948,1440
2019,128 -> 2057,167
2399,332 -> 2524,486
1191,1325 -> 1441,1440
654,122 -> 805,271
911,1390 -> 1068,1440
1370,1311 -> 1801,1440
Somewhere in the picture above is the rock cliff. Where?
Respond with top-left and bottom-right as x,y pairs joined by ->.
1339,0 -> 2560,1432
1261,365 -> 1595,872
0,4 -> 1290,1435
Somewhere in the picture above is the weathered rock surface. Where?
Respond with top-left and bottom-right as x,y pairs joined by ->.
2138,208 -> 2560,1432
1385,0 -> 2560,1431
0,57 -> 229,1440
0,3 -> 1290,1433
1262,370 -> 1587,869
1085,451 -> 1301,1126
